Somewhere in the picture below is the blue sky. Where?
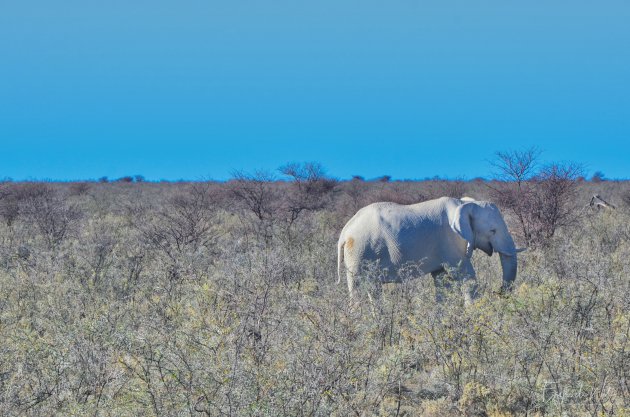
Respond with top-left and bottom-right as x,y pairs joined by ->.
1,0 -> 629,181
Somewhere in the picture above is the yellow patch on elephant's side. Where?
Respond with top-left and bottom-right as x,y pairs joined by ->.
346,237 -> 354,250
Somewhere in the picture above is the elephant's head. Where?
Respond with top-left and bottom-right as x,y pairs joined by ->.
450,201 -> 522,291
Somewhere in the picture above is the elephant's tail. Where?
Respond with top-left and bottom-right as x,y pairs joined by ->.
337,239 -> 345,284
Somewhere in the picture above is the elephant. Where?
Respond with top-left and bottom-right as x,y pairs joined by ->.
337,197 -> 524,302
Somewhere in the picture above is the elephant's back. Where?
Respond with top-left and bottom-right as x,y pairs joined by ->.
342,199 -> 453,255
345,202 -> 408,231
343,199 -> 454,235
367,198 -> 457,225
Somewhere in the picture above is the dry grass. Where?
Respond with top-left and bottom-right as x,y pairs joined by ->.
0,179 -> 628,416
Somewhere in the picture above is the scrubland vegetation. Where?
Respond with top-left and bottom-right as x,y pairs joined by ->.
0,161 -> 629,416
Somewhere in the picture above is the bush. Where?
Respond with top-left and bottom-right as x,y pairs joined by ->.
489,149 -> 584,247
18,183 -> 82,249
0,176 -> 627,416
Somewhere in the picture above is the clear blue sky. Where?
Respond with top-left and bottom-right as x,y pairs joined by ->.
1,0 -> 629,181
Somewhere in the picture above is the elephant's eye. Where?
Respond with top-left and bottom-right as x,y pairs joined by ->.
490,229 -> 497,235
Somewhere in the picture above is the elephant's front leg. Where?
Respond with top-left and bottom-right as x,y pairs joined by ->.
456,258 -> 478,305
432,259 -> 478,304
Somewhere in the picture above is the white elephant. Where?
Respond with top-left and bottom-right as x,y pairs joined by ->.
337,197 -> 523,301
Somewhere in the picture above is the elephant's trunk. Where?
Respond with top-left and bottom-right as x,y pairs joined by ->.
499,252 -> 517,291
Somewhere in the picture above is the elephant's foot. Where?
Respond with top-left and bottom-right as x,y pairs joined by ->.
461,279 -> 479,306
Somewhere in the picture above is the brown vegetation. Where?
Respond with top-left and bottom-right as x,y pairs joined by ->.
0,170 -> 628,416
488,148 -> 585,247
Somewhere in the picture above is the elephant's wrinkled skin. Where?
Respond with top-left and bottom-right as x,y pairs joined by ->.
337,197 -> 522,301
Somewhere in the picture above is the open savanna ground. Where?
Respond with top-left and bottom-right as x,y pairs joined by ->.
0,174 -> 629,416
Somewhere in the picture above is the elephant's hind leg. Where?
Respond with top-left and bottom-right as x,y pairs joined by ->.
346,269 -> 357,297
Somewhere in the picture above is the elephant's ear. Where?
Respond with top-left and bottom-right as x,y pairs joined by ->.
450,203 -> 475,254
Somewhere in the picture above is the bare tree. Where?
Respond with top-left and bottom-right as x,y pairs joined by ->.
491,147 -> 540,187
229,170 -> 278,222
279,162 -> 336,228
488,150 -> 583,246
133,183 -> 221,260
531,162 -> 584,240
228,170 -> 281,244
17,183 -> 82,248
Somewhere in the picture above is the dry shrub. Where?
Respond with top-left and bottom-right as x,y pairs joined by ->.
0,170 -> 628,417
133,183 -> 221,261
228,165 -> 336,245
488,149 -> 584,247
279,162 -> 337,227
6,183 -> 83,248
339,177 -> 370,215
68,181 -> 92,196
425,179 -> 468,200
228,170 -> 280,222
227,170 -> 283,244
0,182 -> 21,226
